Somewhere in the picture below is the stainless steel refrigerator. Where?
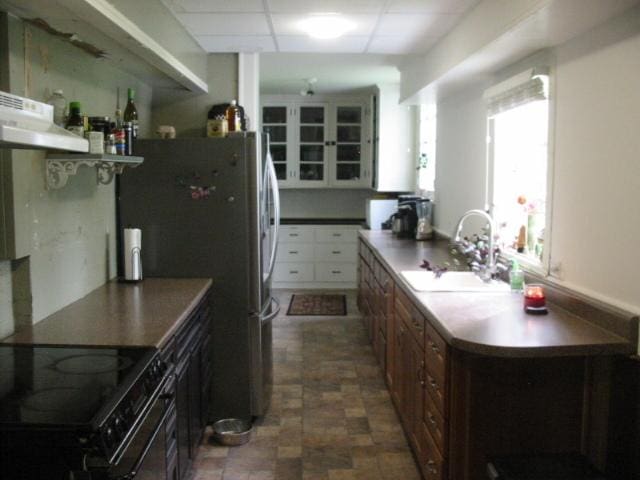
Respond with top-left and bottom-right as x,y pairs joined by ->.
118,133 -> 280,421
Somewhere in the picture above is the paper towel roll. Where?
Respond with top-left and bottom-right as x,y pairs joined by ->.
123,228 -> 143,281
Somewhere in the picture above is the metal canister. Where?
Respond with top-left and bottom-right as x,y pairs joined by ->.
123,121 -> 133,156
114,128 -> 126,156
105,133 -> 117,154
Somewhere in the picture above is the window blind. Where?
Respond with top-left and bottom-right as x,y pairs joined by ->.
484,68 -> 549,117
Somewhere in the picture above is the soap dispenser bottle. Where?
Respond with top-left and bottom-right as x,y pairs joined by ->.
509,260 -> 524,291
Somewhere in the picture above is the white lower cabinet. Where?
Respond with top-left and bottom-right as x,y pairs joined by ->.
274,224 -> 360,288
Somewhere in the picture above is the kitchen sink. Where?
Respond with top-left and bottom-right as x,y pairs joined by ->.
401,271 -> 510,292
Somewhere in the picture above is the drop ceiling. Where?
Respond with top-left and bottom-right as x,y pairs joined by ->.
162,0 -> 481,54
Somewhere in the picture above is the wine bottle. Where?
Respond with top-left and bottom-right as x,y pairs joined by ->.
123,88 -> 138,139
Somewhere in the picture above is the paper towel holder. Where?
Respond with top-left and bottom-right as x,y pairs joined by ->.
122,227 -> 143,282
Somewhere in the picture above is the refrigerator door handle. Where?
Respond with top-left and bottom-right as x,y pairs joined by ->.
265,148 -> 280,283
261,297 -> 280,323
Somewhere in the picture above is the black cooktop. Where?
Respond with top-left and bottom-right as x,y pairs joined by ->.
0,344 -> 156,428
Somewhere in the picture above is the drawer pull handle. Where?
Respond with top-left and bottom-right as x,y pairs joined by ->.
332,251 -> 341,254
429,341 -> 440,354
332,233 -> 342,237
428,376 -> 438,390
289,251 -> 299,254
331,270 -> 342,274
289,233 -> 299,237
428,412 -> 437,425
426,460 -> 437,474
289,270 -> 299,274
418,360 -> 425,387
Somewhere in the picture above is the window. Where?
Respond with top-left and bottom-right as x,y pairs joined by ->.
486,69 -> 551,268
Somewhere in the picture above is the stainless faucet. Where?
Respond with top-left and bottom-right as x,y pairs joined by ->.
451,209 -> 497,280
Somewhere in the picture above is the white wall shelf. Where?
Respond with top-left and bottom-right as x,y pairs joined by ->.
46,154 -> 143,189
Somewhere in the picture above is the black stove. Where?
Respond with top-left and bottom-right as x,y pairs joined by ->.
0,344 -> 169,479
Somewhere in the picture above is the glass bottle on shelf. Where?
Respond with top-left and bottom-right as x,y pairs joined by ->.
65,102 -> 84,137
123,88 -> 138,139
46,89 -> 67,127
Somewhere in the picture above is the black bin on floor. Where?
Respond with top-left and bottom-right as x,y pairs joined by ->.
487,453 -> 608,480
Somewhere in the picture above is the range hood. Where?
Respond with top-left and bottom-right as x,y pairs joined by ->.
0,90 -> 88,152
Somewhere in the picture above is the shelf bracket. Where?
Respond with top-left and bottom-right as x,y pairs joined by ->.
46,154 -> 143,189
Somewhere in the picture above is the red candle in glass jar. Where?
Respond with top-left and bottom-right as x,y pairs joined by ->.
524,284 -> 547,313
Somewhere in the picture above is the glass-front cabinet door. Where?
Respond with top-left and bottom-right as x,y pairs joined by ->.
262,105 -> 293,186
298,105 -> 328,186
331,104 -> 369,187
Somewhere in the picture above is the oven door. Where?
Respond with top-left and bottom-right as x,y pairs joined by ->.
108,376 -> 177,480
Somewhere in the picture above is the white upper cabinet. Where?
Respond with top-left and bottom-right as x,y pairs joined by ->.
330,104 -> 370,188
261,96 -> 371,189
371,84 -> 415,192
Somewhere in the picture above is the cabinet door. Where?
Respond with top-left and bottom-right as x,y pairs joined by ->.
262,104 -> 296,187
330,104 -> 370,187
175,357 -> 190,480
297,104 -> 328,186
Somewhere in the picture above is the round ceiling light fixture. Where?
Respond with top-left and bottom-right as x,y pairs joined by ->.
297,14 -> 356,40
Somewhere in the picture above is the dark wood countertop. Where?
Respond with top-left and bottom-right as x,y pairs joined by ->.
2,278 -> 212,349
359,230 -> 636,358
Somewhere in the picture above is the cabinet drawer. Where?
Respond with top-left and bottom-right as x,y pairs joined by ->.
280,243 -> 314,262
315,263 -> 357,282
374,262 -> 392,292
424,366 -> 446,417
279,226 -> 314,243
395,295 -> 425,349
315,243 -> 358,262
274,262 -> 314,282
424,387 -> 447,454
420,423 -> 445,480
315,228 -> 358,243
425,321 -> 448,386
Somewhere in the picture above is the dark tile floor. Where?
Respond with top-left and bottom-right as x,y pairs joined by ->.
193,290 -> 421,480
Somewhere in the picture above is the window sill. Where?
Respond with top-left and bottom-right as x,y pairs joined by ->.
499,248 -> 548,277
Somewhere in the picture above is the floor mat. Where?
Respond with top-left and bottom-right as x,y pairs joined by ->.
286,294 -> 347,316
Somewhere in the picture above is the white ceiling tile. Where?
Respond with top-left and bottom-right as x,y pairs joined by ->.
375,13 -> 459,38
167,0 -> 265,13
277,35 -> 369,53
195,35 -> 277,52
271,13 -> 378,36
267,0 -> 385,14
367,35 -> 439,54
176,13 -> 271,35
386,0 -> 480,14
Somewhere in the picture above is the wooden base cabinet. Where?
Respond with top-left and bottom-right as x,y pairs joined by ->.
358,239 -> 449,480
358,238 -> 617,479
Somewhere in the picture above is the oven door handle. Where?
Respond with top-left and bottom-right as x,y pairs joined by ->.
110,398 -> 173,480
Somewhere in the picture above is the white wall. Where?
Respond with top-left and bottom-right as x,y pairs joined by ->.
279,189 -> 371,219
549,11 -> 640,312
434,85 -> 488,235
434,10 -> 640,313
151,53 -> 237,137
0,14 -> 152,336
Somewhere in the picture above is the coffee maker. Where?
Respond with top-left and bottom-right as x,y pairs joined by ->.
394,195 -> 421,238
